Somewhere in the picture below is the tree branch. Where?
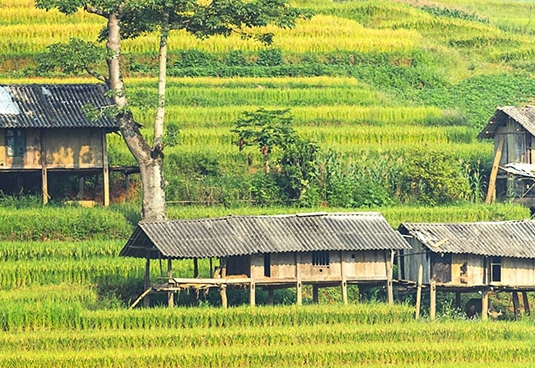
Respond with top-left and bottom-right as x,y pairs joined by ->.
84,3 -> 108,17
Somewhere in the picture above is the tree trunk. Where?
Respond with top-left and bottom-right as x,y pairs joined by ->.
106,12 -> 167,221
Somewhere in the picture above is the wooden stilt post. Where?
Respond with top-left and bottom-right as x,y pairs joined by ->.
295,253 -> 302,306
386,250 -> 394,305
249,280 -> 255,306
220,285 -> 228,308
144,253 -> 151,307
430,278 -> 436,320
512,291 -> 520,320
415,265 -> 423,320
481,289 -> 489,321
522,291 -> 531,316
312,285 -> 319,304
40,130 -> 49,205
341,277 -> 348,305
209,258 -> 213,277
102,129 -> 110,206
455,292 -> 462,310
193,258 -> 199,278
167,258 -> 174,308
340,251 -> 347,304
268,289 -> 274,305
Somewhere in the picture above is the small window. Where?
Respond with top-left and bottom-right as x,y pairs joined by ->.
5,129 -> 25,157
491,256 -> 501,282
312,251 -> 330,267
263,253 -> 271,277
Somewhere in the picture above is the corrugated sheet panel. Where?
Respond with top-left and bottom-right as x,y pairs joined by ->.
477,106 -> 535,139
399,220 -> 535,258
0,84 -> 118,129
120,212 -> 410,259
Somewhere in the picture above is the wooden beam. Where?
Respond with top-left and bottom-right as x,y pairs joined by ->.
486,136 -> 505,204
129,287 -> 152,310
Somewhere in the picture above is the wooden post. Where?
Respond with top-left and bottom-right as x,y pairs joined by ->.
193,258 -> 199,278
209,258 -> 213,277
486,136 -> 505,204
40,130 -> 49,205
340,251 -> 347,304
167,258 -> 174,308
295,253 -> 302,305
386,250 -> 394,305
268,289 -> 274,305
220,257 -> 227,278
312,285 -> 319,304
512,291 -> 520,320
144,253 -> 151,307
429,278 -> 436,320
341,277 -> 348,305
522,291 -> 531,316
102,129 -> 110,206
249,280 -> 256,306
415,265 -> 423,319
455,292 -> 462,310
78,176 -> 85,199
220,285 -> 228,308
481,289 -> 489,321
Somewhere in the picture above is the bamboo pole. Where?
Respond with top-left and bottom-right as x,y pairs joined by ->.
144,253 -> 151,307
387,250 -> 394,304
249,280 -> 256,306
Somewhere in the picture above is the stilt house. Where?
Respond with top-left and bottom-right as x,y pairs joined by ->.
398,220 -> 535,319
478,106 -> 535,207
120,212 -> 411,308
0,84 -> 119,205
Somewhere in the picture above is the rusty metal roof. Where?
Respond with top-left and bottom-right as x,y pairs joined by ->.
120,212 -> 410,259
0,84 -> 118,129
477,106 -> 535,139
399,220 -> 535,258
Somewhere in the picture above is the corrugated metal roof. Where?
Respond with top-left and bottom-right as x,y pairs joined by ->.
477,106 -> 535,139
0,84 -> 118,129
399,220 -> 535,258
120,212 -> 411,259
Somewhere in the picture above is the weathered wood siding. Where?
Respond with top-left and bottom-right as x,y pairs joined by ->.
495,119 -> 531,166
0,128 -> 104,170
402,238 -> 430,283
499,257 -> 535,287
0,128 -> 41,169
450,254 -> 485,286
249,250 -> 389,281
44,129 -> 104,169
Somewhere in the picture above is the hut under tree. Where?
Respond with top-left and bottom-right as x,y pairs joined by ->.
398,219 -> 535,320
119,212 -> 411,308
0,84 -> 120,205
478,106 -> 535,209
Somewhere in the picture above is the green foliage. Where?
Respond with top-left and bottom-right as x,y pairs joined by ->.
256,48 -> 284,66
399,149 -> 471,206
419,5 -> 489,24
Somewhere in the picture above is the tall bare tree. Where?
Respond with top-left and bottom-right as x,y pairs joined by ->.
35,0 -> 308,220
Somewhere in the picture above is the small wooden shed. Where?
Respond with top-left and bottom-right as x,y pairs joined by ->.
398,220 -> 535,318
0,84 -> 119,205
120,212 -> 411,308
478,106 -> 535,207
